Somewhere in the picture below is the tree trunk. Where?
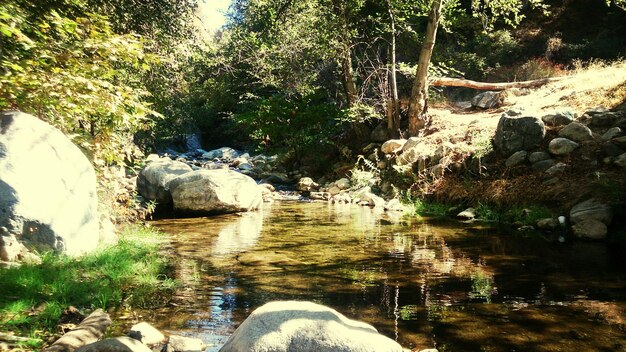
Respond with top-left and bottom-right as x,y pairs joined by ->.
386,0 -> 400,137
430,76 -> 565,90
332,0 -> 358,108
407,0 -> 442,136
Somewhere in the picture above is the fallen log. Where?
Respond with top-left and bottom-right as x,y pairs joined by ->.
430,76 -> 566,90
43,309 -> 112,352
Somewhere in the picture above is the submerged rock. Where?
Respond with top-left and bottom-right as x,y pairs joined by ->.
219,301 -> 403,352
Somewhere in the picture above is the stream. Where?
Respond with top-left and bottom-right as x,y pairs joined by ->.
136,201 -> 625,351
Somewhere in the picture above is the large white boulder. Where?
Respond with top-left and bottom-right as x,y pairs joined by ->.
136,159 -> 192,204
170,169 -> 262,215
0,111 -> 99,257
219,301 -> 403,352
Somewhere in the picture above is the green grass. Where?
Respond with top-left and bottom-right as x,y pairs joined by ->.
475,203 -> 553,225
0,225 -> 176,349
413,198 -> 451,217
412,198 -> 553,226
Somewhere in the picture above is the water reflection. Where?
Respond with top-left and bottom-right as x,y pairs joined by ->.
212,211 -> 264,256
140,202 -> 626,352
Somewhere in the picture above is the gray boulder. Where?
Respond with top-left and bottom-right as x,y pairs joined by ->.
588,111 -> 622,127
505,151 -> 527,167
202,147 -> 239,161
129,322 -> 164,346
528,151 -> 551,163
541,110 -> 575,126
381,139 -> 407,154
572,219 -> 607,240
558,122 -> 593,142
397,137 -> 429,165
219,301 -> 403,352
532,159 -> 555,171
471,91 -> 504,109
569,198 -> 612,225
75,337 -> 152,352
601,127 -> 623,141
335,178 -> 351,190
548,138 -> 579,155
170,169 -> 262,215
545,162 -> 567,175
0,111 -> 99,257
457,208 -> 476,220
296,177 -> 320,192
137,160 -> 192,204
168,335 -> 206,352
536,218 -> 559,230
494,111 -> 545,156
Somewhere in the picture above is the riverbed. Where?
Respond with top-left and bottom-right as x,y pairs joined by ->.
139,201 -> 626,351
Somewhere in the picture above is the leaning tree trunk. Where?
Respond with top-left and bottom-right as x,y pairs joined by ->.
407,0 -> 443,136
386,0 -> 400,136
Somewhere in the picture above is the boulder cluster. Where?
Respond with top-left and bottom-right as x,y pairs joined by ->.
373,106 -> 624,240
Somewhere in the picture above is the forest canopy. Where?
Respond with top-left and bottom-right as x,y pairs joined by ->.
1,0 -> 625,169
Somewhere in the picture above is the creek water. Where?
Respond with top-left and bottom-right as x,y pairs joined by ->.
139,201 -> 625,351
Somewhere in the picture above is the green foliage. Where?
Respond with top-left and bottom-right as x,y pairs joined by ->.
234,91 -> 343,159
0,0 -> 158,165
474,202 -> 552,225
413,198 -> 450,217
0,225 -> 175,347
469,269 -> 494,303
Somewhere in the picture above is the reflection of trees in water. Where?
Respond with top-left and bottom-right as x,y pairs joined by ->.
382,224 -> 497,332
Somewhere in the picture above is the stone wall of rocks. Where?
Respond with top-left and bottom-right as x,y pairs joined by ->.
369,106 -> 625,240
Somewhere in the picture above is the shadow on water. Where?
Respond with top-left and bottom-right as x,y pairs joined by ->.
127,201 -> 626,351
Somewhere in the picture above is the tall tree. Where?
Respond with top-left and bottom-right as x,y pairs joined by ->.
407,0 -> 442,135
386,0 -> 400,135
406,0 -> 545,136
331,0 -> 359,107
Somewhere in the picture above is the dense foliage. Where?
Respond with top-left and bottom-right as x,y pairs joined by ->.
2,0 -> 625,168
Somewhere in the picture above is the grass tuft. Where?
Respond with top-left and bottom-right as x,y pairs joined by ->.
0,225 -> 175,349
